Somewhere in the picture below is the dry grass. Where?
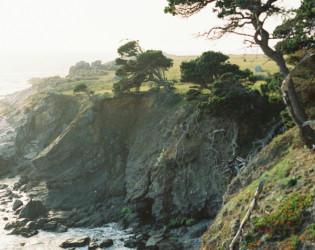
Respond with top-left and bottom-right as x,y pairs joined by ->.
54,54 -> 278,96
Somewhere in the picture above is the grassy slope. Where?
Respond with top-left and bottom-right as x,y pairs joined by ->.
201,128 -> 315,249
52,54 -> 277,97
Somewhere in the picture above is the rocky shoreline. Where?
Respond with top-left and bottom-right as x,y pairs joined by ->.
1,177 -> 208,249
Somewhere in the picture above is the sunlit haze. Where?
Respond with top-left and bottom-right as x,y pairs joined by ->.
0,0 -> 301,59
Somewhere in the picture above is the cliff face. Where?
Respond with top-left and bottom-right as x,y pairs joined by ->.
23,92 -> 244,224
0,90 -> 78,176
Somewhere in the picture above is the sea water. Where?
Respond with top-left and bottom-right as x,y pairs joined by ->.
0,53 -> 114,100
0,177 -> 133,250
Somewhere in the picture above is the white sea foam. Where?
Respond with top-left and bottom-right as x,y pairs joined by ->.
0,177 -> 133,250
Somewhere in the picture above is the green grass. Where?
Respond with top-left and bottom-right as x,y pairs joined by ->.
201,128 -> 315,249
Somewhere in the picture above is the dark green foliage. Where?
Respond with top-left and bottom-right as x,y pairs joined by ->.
261,72 -> 285,107
274,0 -> 315,54
73,83 -> 87,93
185,218 -> 196,226
168,217 -> 196,228
199,73 -> 282,122
286,178 -> 297,187
280,110 -> 295,130
73,83 -> 92,98
113,40 -> 173,96
164,0 -> 315,149
119,207 -> 133,217
117,40 -> 142,57
260,73 -> 282,97
180,51 -> 248,89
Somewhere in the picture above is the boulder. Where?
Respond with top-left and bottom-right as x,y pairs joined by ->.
88,241 -> 99,250
43,221 -> 58,231
99,239 -> 114,248
19,200 -> 47,220
145,233 -> 164,249
19,227 -> 38,238
16,218 -> 29,226
13,200 -> 23,210
60,236 -> 90,248
8,225 -> 38,238
48,210 -> 73,224
35,218 -> 47,228
124,239 -> 139,248
4,221 -> 17,230
24,221 -> 36,230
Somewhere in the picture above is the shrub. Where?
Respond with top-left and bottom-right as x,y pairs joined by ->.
186,218 -> 196,226
73,83 -> 87,93
300,223 -> 315,241
252,193 -> 311,238
199,73 -> 283,122
119,207 -> 133,217
168,218 -> 179,228
281,109 -> 295,130
283,234 -> 300,249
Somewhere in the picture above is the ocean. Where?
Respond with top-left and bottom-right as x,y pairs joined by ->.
0,53 -> 114,100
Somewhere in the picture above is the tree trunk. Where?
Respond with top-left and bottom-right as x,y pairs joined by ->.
152,70 -> 170,91
255,28 -> 314,148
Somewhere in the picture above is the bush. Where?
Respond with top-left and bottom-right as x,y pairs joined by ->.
73,83 -> 87,93
286,178 -> 297,187
252,193 -> 311,238
119,207 -> 133,217
186,218 -> 196,226
280,109 -> 295,130
199,73 -> 283,121
242,193 -> 312,249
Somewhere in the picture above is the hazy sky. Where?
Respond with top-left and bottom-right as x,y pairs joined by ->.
0,0 -> 301,59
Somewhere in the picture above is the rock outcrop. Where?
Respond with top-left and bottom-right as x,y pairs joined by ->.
0,89 -> 79,177
26,92 -> 248,224
2,88 -> 271,229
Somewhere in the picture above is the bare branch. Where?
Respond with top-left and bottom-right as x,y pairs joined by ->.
229,179 -> 266,250
303,121 -> 315,127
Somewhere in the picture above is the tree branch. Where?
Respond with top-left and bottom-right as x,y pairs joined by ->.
229,179 -> 266,250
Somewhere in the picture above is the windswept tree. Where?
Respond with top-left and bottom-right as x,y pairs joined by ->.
113,40 -> 173,95
165,0 -> 315,148
73,82 -> 93,99
181,51 -> 249,89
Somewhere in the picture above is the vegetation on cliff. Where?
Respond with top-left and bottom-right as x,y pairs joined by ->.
113,40 -> 174,95
201,128 -> 315,249
164,0 -> 315,148
180,51 -> 252,90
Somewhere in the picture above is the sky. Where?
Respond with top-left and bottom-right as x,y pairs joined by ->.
0,0 -> 301,60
